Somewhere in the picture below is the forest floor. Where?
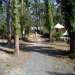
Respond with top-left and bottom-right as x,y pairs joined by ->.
0,33 -> 75,75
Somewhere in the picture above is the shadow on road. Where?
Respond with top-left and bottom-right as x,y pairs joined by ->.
20,43 -> 68,57
0,38 -> 69,57
0,42 -> 14,54
46,71 -> 75,75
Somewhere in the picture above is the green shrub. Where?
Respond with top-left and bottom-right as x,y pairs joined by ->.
53,31 -> 61,41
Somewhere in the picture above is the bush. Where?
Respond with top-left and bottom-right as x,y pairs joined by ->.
53,31 -> 61,41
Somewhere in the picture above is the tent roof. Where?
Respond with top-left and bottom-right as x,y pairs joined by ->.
54,23 -> 64,29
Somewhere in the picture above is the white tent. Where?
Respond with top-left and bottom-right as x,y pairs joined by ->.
62,31 -> 68,36
54,23 -> 64,29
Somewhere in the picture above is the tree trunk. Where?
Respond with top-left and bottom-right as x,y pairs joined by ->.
44,0 -> 54,42
61,0 -> 74,52
12,0 -> 20,55
6,0 -> 12,47
15,34 -> 19,55
21,0 -> 24,39
70,32 -> 75,53
49,4 -> 54,42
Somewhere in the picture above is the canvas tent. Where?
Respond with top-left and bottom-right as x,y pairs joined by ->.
62,31 -> 68,36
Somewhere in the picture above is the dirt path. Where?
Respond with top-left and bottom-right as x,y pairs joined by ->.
18,33 -> 75,75
0,33 -> 75,75
21,41 -> 75,75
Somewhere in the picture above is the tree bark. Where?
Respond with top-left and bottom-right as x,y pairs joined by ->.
70,32 -> 75,53
21,0 -> 24,39
61,0 -> 74,52
6,0 -> 12,47
15,34 -> 19,55
44,0 -> 54,42
12,0 -> 20,55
